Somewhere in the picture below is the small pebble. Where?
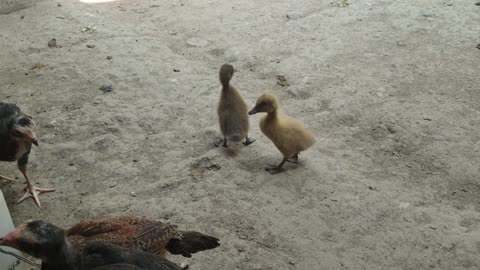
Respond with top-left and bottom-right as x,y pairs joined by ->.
179,262 -> 189,269
477,43 -> 480,50
31,63 -> 45,70
286,12 -> 303,20
81,24 -> 95,33
399,202 -> 410,209
287,89 -> 299,97
57,3 -> 62,7
173,69 -> 180,72
422,10 -> 433,17
475,1 -> 480,6
86,44 -> 95,48
130,192 -> 136,197
187,38 -> 208,47
99,84 -> 113,93
48,38 -> 57,48
106,56 -> 113,60
276,75 -> 289,87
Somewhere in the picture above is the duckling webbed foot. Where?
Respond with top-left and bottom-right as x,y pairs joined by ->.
243,136 -> 256,146
287,154 -> 299,163
265,158 -> 288,174
214,137 -> 228,147
265,166 -> 284,174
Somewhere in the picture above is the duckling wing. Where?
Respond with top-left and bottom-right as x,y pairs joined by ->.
219,113 -> 249,140
279,117 -> 316,152
217,90 -> 249,140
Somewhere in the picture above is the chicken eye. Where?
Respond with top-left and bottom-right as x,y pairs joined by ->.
12,130 -> 22,137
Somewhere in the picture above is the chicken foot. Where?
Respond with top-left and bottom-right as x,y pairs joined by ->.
16,167 -> 55,208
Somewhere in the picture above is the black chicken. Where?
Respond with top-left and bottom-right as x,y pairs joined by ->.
0,221 -> 184,270
0,102 -> 54,207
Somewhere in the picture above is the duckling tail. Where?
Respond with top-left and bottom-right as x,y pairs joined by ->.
219,64 -> 234,88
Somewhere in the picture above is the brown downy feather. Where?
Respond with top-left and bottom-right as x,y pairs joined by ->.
217,64 -> 250,142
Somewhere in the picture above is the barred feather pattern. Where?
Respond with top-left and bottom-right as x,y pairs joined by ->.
67,217 -> 180,257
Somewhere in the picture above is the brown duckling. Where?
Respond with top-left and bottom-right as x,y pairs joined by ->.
249,93 -> 315,174
216,64 -> 255,147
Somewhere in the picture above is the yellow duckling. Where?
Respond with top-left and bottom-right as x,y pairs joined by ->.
249,93 -> 315,174
216,64 -> 255,147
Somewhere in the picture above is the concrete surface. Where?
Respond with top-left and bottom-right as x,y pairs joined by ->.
0,0 -> 479,269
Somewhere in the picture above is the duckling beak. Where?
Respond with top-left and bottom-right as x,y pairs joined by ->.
248,107 -> 259,115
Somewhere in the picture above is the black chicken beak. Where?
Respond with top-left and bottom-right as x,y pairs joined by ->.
248,107 -> 259,115
32,139 -> 39,146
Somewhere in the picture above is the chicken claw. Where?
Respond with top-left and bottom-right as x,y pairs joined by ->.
0,174 -> 13,181
17,183 -> 55,208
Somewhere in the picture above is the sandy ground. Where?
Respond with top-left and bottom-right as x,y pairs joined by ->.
1,0 -> 480,269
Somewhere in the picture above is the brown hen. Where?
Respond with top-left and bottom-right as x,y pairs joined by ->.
66,216 -> 220,258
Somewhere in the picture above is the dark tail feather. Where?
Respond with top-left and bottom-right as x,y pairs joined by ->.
166,231 -> 220,258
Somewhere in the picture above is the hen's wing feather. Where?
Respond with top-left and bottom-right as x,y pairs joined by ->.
80,242 -> 183,270
67,217 -> 179,256
67,217 -> 150,237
